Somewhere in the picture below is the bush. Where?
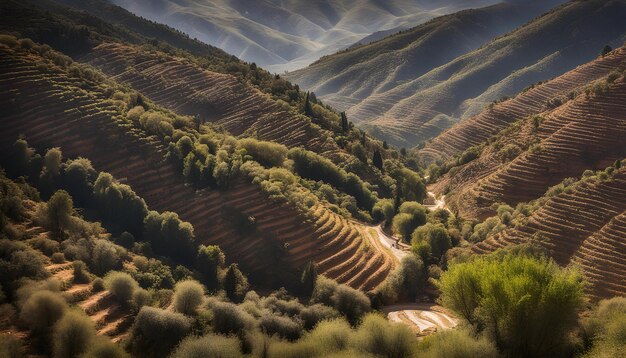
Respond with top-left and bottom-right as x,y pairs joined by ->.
104,271 -> 138,306
310,276 -> 338,306
91,239 -> 122,276
211,301 -> 256,336
238,138 -> 287,168
82,337 -> 129,358
144,211 -> 195,263
582,297 -> 626,357
129,306 -> 192,357
51,252 -> 65,264
0,334 -> 23,358
20,291 -> 67,333
52,310 -> 95,358
331,285 -> 370,326
350,313 -> 416,358
371,199 -> 394,223
91,278 -> 105,292
223,264 -> 248,303
44,190 -> 74,238
195,245 -> 224,292
411,223 -> 451,262
260,313 -> 303,341
72,260 -> 91,283
132,288 -> 152,311
299,304 -> 340,330
29,236 -> 60,256
438,251 -> 584,356
418,328 -> 499,358
171,334 -> 241,358
173,280 -> 204,315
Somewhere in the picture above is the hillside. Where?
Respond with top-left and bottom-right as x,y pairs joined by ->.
289,0 -> 626,148
0,40 -> 395,291
428,47 -> 626,220
471,166 -> 626,299
108,0 -> 501,72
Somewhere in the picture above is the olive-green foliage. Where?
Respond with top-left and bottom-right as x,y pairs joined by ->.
129,306 -> 192,357
300,261 -> 317,298
238,138 -> 287,168
28,236 -> 60,256
0,239 -> 48,299
104,271 -> 139,306
418,328 -> 499,358
310,276 -> 338,307
144,211 -> 195,262
468,216 -> 505,243
260,313 -> 303,341
173,280 -> 204,316
82,337 -> 129,358
91,278 -> 105,292
61,157 -> 96,206
582,297 -> 626,357
196,245 -> 225,292
288,148 -> 377,211
132,288 -> 152,311
378,255 -> 425,303
0,334 -> 23,358
91,239 -> 122,276
438,251 -> 585,356
44,190 -> 74,238
371,199 -> 394,223
392,202 -> 427,240
52,310 -> 95,358
71,260 -> 91,283
393,168 -> 427,203
411,223 -> 451,262
20,290 -> 67,332
299,304 -> 341,330
223,264 -> 249,303
51,252 -> 65,264
331,285 -> 371,326
93,172 -> 148,237
171,334 -> 242,358
210,301 -> 256,335
351,313 -> 417,358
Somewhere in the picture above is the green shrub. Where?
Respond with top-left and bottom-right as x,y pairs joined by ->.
238,138 -> 287,168
418,328 -> 499,358
104,271 -> 138,306
91,239 -> 122,276
29,236 -> 60,256
582,297 -> 626,357
438,251 -> 584,356
260,313 -> 303,341
211,301 -> 256,335
52,310 -> 95,358
310,276 -> 338,306
371,199 -> 394,223
44,190 -> 74,238
195,245 -> 225,292
129,306 -> 192,357
173,280 -> 204,315
299,304 -> 340,330
411,223 -> 451,262
331,285 -> 370,326
171,334 -> 241,358
350,313 -> 416,358
132,288 -> 152,311
82,337 -> 129,358
223,264 -> 249,303
19,291 -> 67,333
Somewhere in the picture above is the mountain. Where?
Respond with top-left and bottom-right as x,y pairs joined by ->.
106,0 -> 502,72
288,0 -> 626,148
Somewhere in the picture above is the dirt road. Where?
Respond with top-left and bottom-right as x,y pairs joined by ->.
383,303 -> 459,337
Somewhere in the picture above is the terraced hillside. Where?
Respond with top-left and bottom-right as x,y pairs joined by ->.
0,43 -> 394,291
430,51 -> 626,219
421,47 -> 626,164
472,167 -> 626,299
82,42 -> 339,158
290,0 -> 626,147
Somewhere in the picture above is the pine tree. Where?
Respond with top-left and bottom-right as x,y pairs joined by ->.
304,92 -> 313,116
341,112 -> 349,133
223,264 -> 248,303
300,261 -> 317,297
373,150 -> 383,171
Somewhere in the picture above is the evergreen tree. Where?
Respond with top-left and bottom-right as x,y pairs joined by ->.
372,150 -> 383,171
304,92 -> 313,116
300,261 -> 317,297
340,112 -> 349,133
196,245 -> 225,292
601,45 -> 613,57
223,264 -> 248,303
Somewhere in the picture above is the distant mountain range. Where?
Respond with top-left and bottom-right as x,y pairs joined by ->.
107,0 -> 502,72
288,0 -> 626,148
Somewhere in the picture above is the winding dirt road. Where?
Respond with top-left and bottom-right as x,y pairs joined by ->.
383,303 -> 459,337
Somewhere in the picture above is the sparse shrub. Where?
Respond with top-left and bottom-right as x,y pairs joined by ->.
91,239 -> 122,276
52,310 -> 95,358
581,297 -> 626,357
129,306 -> 192,357
104,271 -> 138,306
51,252 -> 65,264
29,236 -> 60,256
418,328 -> 499,358
171,334 -> 241,358
20,291 -> 67,333
132,288 -> 152,311
311,275 -> 338,306
91,278 -> 104,292
43,190 -> 74,239
173,280 -> 204,315
72,260 -> 91,283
